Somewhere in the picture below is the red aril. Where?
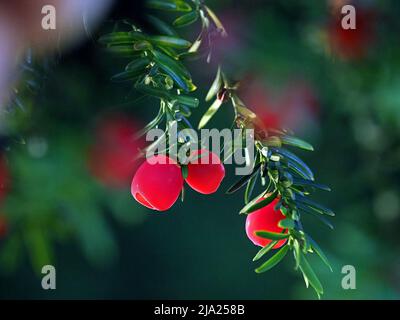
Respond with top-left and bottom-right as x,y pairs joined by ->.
185,149 -> 225,194
245,198 -> 288,248
131,154 -> 183,211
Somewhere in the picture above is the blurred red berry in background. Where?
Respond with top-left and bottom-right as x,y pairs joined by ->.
278,80 -> 320,131
240,76 -> 320,133
0,154 -> 10,202
131,155 -> 183,211
0,215 -> 7,238
240,80 -> 282,130
185,149 -> 225,194
245,198 -> 288,249
88,114 -> 144,188
328,7 -> 375,60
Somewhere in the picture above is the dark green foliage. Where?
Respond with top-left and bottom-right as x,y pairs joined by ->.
99,0 -> 333,298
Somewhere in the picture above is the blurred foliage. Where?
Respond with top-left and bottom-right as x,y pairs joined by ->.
1,0 -> 400,299
0,46 -> 146,277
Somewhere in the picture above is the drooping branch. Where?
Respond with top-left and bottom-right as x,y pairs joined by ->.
100,0 -> 334,298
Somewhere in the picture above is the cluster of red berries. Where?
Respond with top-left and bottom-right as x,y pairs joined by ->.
88,114 -> 287,250
131,148 -> 287,250
131,150 -> 225,211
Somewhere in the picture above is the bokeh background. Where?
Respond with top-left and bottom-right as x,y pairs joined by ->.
1,0 -> 400,299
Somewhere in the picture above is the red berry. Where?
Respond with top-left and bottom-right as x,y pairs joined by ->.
245,198 -> 288,249
131,155 -> 183,211
185,149 -> 225,194
88,114 -> 144,188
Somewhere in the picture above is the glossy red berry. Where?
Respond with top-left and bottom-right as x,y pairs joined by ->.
245,198 -> 288,249
185,149 -> 225,194
131,155 -> 183,211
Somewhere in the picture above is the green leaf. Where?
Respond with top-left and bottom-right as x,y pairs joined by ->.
236,105 -> 258,121
180,185 -> 185,202
245,173 -> 258,204
255,245 -> 289,274
226,163 -> 261,195
293,239 -> 301,270
264,136 -> 282,148
298,252 -> 324,296
135,83 -> 172,100
111,69 -> 145,82
188,37 -> 202,53
98,32 -> 144,45
271,148 -> 314,181
147,0 -> 192,12
152,50 -> 192,92
173,11 -> 199,27
147,15 -> 178,36
240,190 -> 278,214
253,240 -> 278,262
301,208 -> 334,230
255,230 -> 289,240
150,35 -> 192,49
157,45 -> 179,59
133,40 -> 153,51
292,178 -> 331,191
178,51 -> 205,61
204,5 -> 227,36
125,57 -> 151,71
296,195 -> 335,216
205,66 -> 222,102
174,95 -> 199,108
281,136 -> 314,151
278,218 -> 295,229
136,105 -> 165,138
306,235 -> 333,272
181,165 -> 188,179
198,98 -> 223,129
156,53 -> 191,79
285,160 -> 314,181
105,45 -> 138,57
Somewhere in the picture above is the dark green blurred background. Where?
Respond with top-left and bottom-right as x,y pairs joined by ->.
1,0 -> 400,299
